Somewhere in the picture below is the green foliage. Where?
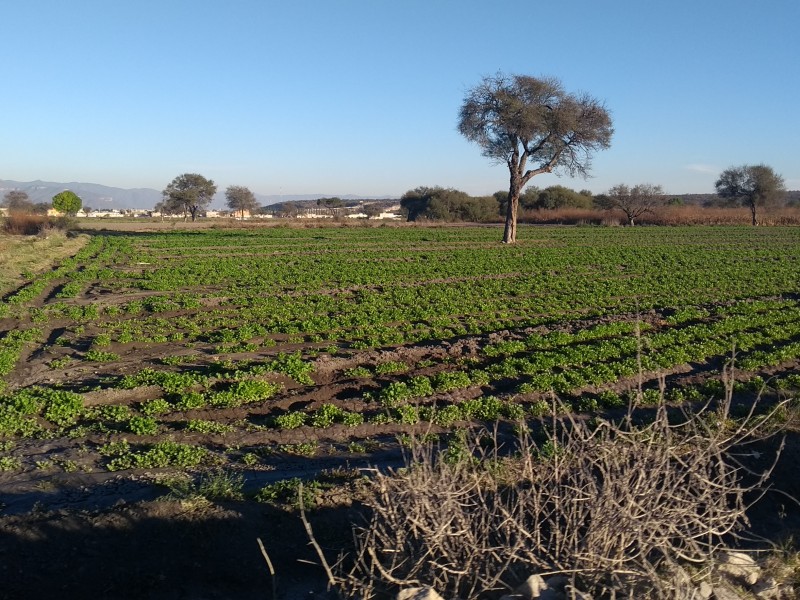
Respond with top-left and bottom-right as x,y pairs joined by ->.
401,186 -> 499,223
196,469 -> 245,500
432,370 -> 473,392
162,173 -> 217,221
278,441 -> 318,456
107,441 -> 207,471
0,328 -> 41,383
140,398 -> 172,416
84,349 -> 119,362
344,366 -> 372,378
173,391 -> 207,410
93,404 -> 132,422
119,369 -> 206,393
378,381 -> 413,408
374,360 -> 409,375
0,405 -> 40,436
128,415 -> 159,435
208,379 -> 281,408
310,403 -> 344,428
35,388 -> 84,426
273,411 -> 307,430
51,190 -> 82,215
184,419 -> 232,434
407,375 -> 434,398
254,477 -> 320,507
597,390 -> 625,408
98,439 -> 130,457
267,352 -> 314,385
0,455 -> 21,471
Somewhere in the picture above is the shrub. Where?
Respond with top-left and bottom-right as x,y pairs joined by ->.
341,393 -> 787,599
2,213 -> 52,235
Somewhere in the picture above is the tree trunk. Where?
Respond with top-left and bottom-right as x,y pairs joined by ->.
502,176 -> 522,244
749,201 -> 758,226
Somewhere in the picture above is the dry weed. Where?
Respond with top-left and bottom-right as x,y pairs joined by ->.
341,380 -> 787,599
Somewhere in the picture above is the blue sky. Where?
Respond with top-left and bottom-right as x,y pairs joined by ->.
2,0 -> 799,198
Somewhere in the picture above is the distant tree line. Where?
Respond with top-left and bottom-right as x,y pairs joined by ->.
399,172 -> 794,226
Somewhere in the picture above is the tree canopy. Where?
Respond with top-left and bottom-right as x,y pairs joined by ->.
51,190 -> 82,216
225,185 -> 259,218
401,186 -> 498,222
162,173 -> 217,221
715,165 -> 785,225
599,183 -> 664,226
458,73 -> 612,242
2,190 -> 32,212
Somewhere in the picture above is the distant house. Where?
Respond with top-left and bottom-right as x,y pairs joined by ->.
297,212 -> 333,219
88,209 -> 125,218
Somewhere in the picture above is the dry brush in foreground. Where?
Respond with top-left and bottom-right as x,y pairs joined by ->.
339,383 -> 788,599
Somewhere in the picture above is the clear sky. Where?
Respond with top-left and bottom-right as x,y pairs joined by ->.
2,0 -> 799,198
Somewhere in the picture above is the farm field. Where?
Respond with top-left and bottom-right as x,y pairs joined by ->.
1,223 -> 800,597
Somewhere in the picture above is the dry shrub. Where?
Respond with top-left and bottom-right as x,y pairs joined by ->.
519,207 -> 606,225
2,212 -> 52,235
342,389 -> 786,599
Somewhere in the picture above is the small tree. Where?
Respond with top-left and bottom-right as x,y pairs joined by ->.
534,185 -> 593,210
225,185 -> 259,219
51,190 -> 82,216
2,190 -> 32,212
458,73 -> 613,243
600,183 -> 664,226
162,173 -> 217,221
715,164 -> 786,226
363,204 -> 383,219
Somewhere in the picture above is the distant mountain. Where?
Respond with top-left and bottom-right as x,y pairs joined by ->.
0,180 -> 162,210
0,180 -> 397,211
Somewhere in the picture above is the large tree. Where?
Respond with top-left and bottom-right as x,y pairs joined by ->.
225,185 -> 259,219
458,73 -> 613,243
51,190 -> 82,216
715,164 -> 786,226
600,183 -> 664,226
162,173 -> 217,221
2,190 -> 32,212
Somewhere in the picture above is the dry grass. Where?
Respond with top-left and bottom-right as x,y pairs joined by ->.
0,230 -> 88,296
520,205 -> 800,226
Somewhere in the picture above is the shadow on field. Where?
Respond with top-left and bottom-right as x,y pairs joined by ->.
0,498 -> 357,600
